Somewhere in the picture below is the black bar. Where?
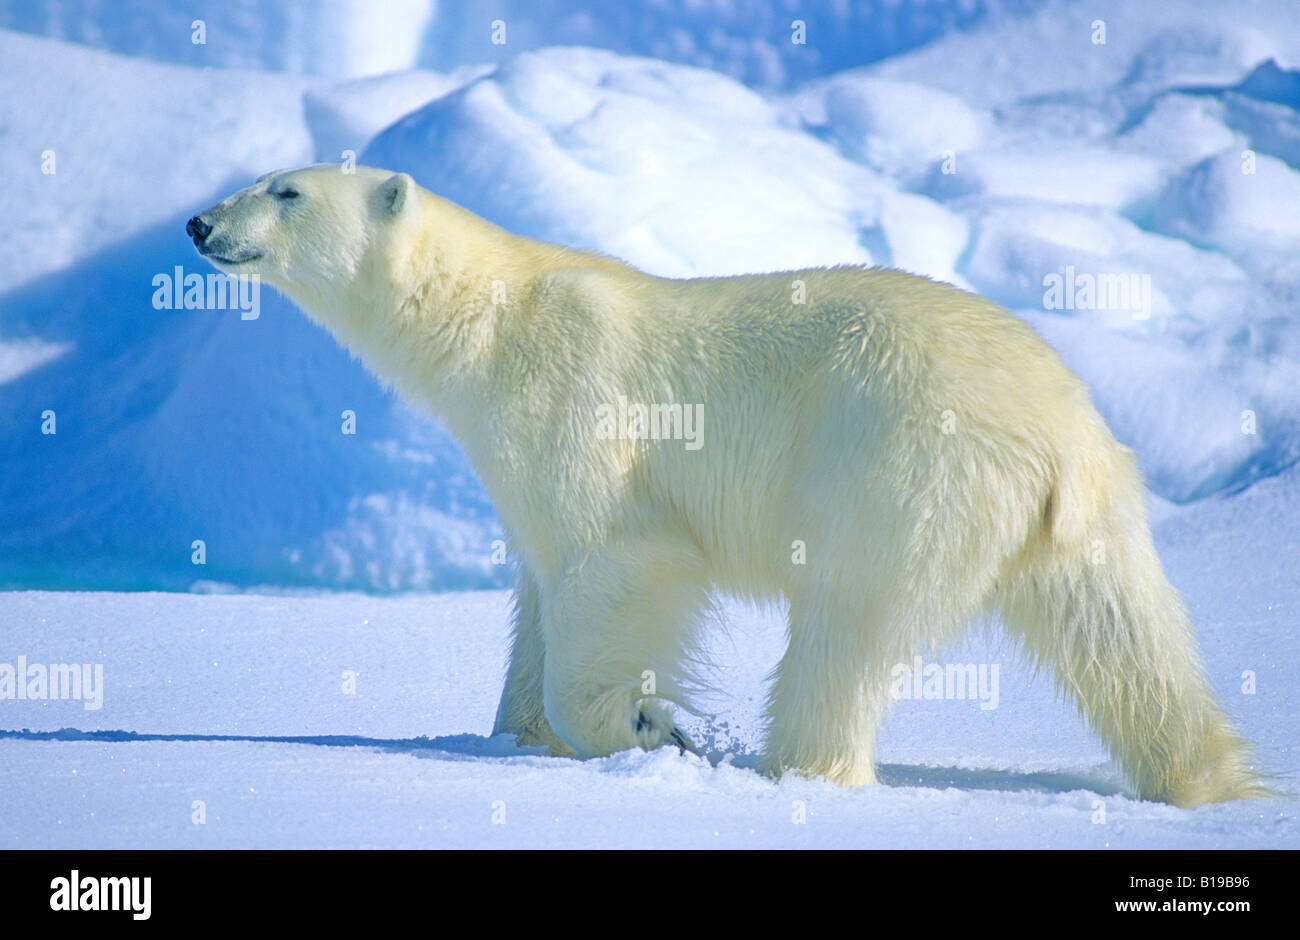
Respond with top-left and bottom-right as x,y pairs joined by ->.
0,849 -> 1287,926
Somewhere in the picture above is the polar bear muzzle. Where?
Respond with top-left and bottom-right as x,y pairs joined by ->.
186,209 -> 263,266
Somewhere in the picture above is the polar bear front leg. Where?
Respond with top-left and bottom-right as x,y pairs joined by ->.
539,540 -> 708,758
491,566 -> 575,755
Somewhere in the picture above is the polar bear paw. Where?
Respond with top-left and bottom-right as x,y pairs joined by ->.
634,704 -> 698,755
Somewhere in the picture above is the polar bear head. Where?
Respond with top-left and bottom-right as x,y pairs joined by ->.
186,164 -> 419,321
188,164 -> 545,409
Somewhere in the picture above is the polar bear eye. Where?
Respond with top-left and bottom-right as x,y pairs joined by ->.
276,187 -> 300,200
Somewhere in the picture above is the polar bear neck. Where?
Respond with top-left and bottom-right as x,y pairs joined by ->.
292,192 -> 609,454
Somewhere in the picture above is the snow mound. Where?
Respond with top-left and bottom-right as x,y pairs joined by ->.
365,47 -> 885,277
869,0 -> 1299,107
1151,149 -> 1300,253
303,66 -> 491,164
787,75 -> 989,182
0,30 -> 314,293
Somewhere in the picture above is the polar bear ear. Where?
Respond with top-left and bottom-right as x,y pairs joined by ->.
379,173 -> 413,217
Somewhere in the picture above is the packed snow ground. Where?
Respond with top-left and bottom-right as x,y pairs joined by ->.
1,466 -> 1296,848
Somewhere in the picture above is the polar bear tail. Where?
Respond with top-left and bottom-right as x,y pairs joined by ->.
997,445 -> 1272,807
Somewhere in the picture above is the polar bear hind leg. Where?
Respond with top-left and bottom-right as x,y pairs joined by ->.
759,384 -> 1266,806
761,417 -> 1015,788
761,590 -> 897,786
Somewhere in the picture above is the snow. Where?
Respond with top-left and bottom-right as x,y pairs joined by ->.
364,47 -> 884,278
788,74 -> 991,181
0,0 -> 438,78
0,0 -> 1044,89
0,338 -> 72,387
1,466 -> 1296,848
1153,150 -> 1300,252
869,0 -> 1300,107
0,31 -> 315,293
0,0 -> 1297,845
303,66 -> 494,164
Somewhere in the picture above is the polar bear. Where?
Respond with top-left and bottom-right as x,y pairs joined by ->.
188,165 -> 1265,807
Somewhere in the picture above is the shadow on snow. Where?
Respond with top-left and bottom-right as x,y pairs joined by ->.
0,726 -> 1123,798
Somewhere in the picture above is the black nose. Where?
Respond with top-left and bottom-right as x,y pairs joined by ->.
186,215 -> 212,242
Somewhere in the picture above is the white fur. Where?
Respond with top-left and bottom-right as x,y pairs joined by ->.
194,165 -> 1266,806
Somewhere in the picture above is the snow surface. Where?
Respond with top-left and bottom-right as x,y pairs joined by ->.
1,466 -> 1296,848
0,0 -> 1297,846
